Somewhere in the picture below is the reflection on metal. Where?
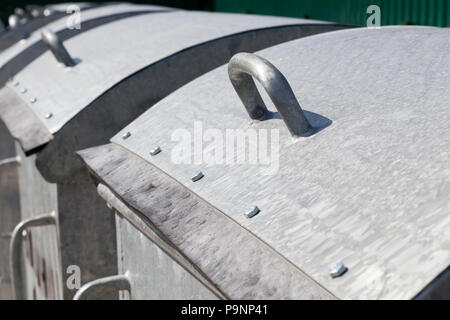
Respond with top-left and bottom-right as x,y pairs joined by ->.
191,171 -> 204,182
73,274 -> 131,300
329,262 -> 347,278
8,15 -> 27,39
121,132 -> 131,140
244,205 -> 260,219
228,52 -> 311,136
150,146 -> 161,156
41,29 -> 75,67
0,155 -> 21,167
43,9 -> 54,17
10,212 -> 56,300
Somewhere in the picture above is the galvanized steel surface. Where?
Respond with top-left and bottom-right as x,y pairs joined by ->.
114,213 -> 219,300
14,144 -> 62,299
77,145 -> 334,299
0,10 -> 351,301
112,26 -> 450,299
0,121 -> 19,300
6,11 -> 328,135
0,3 -> 169,68
9,212 -> 57,300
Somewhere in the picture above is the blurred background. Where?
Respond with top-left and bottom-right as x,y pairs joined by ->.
0,0 -> 449,27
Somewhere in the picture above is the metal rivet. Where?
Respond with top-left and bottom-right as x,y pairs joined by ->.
244,205 -> 260,218
329,262 -> 347,278
20,88 -> 27,94
45,113 -> 53,119
30,98 -> 37,103
150,146 -> 161,156
191,171 -> 204,182
122,132 -> 131,140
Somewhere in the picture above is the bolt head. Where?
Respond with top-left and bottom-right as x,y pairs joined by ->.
45,112 -> 53,119
20,88 -> 27,94
150,146 -> 161,156
30,98 -> 37,103
329,262 -> 347,278
122,132 -> 131,140
244,205 -> 260,218
191,171 -> 204,182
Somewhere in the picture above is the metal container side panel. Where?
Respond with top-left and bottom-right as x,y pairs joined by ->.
115,214 -> 219,300
112,26 -> 450,299
0,3 -> 169,69
15,143 -> 62,300
56,165 -> 119,300
7,11 -> 331,135
0,121 -> 20,300
12,141 -> 118,299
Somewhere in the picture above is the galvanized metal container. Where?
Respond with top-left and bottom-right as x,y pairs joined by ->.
0,3 -> 99,53
0,3 -> 172,301
77,26 -> 450,299
0,3 -> 171,85
0,11 -> 349,300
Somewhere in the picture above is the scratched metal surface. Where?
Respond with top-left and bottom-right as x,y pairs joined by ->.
112,26 -> 450,299
0,3 -> 170,68
15,144 -> 63,299
0,122 -> 19,299
6,11 -> 327,135
114,213 -> 219,300
78,144 -> 334,299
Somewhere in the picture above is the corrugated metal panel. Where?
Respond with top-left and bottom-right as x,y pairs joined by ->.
215,0 -> 450,27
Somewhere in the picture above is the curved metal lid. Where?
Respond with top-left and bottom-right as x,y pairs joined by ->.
112,26 -> 450,299
0,3 -> 170,68
5,11 -> 328,135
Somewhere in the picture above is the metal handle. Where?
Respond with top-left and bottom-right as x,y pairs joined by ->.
8,14 -> 27,39
0,155 -> 21,167
41,29 -> 75,67
73,274 -> 131,300
228,52 -> 311,137
10,212 -> 56,300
